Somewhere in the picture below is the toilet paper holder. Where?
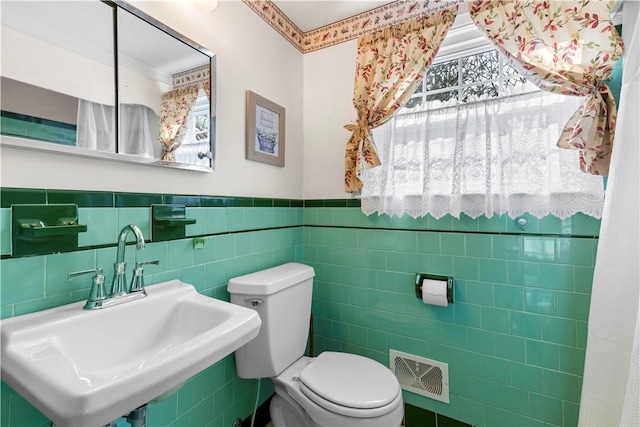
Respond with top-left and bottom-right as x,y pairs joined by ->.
414,273 -> 454,304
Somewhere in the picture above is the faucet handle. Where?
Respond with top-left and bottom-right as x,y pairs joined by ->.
129,260 -> 160,293
69,268 -> 103,281
69,268 -> 107,310
138,260 -> 160,267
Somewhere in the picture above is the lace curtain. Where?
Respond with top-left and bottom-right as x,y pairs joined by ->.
469,0 -> 624,175
344,3 -> 459,192
361,88 -> 605,219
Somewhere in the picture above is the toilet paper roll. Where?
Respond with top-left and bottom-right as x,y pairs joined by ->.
421,278 -> 448,307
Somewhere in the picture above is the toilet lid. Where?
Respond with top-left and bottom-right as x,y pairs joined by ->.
298,352 -> 400,410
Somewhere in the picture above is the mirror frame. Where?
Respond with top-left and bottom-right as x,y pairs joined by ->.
0,0 -> 216,173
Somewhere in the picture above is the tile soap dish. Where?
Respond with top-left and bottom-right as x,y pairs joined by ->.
151,204 -> 196,241
11,204 -> 87,256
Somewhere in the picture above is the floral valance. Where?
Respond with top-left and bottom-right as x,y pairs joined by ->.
469,0 -> 624,175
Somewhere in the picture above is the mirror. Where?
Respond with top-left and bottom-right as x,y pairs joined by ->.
1,1 -> 116,151
0,0 -> 216,172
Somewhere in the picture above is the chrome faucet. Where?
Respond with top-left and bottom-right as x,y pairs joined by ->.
69,225 -> 160,310
111,224 -> 146,297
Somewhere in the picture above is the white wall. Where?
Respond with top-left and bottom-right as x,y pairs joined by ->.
118,66 -> 170,117
302,40 -> 358,199
0,1 -> 305,200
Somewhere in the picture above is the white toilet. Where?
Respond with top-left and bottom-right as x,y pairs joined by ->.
228,263 -> 404,427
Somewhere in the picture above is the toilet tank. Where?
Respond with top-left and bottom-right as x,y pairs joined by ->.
228,263 -> 315,379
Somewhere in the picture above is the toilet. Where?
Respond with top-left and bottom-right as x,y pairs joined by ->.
228,263 -> 404,427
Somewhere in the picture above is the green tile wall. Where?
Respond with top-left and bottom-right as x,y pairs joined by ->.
0,190 -> 600,427
0,188 -> 303,427
0,111 -> 77,146
303,206 -> 599,427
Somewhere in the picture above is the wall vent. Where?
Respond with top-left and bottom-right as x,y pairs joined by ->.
389,350 -> 449,404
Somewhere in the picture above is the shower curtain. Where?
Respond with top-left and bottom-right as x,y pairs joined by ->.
76,99 -> 116,153
119,104 -> 161,158
578,2 -> 640,425
77,100 -> 160,158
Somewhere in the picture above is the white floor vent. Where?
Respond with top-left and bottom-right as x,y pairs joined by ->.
389,350 -> 449,404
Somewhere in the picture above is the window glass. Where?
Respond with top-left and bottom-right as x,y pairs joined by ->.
424,60 -> 458,91
405,49 -> 533,109
461,50 -> 499,84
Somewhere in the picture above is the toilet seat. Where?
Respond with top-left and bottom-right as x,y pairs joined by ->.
298,352 -> 401,418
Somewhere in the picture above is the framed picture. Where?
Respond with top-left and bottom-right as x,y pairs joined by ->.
245,90 -> 285,167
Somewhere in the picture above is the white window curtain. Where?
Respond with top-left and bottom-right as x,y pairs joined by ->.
361,88 -> 605,219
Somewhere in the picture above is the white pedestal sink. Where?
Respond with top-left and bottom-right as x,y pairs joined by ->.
0,280 -> 261,427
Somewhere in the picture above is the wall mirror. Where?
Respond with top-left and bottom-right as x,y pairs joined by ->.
0,0 -> 216,172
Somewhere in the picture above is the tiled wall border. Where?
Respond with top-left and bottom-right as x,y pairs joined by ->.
0,188 -> 306,259
303,200 -> 601,239
242,0 -> 459,53
1,189 -> 600,260
1,189 -> 600,238
0,188 -> 303,209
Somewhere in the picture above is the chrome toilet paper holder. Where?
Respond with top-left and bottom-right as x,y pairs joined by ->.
414,273 -> 454,304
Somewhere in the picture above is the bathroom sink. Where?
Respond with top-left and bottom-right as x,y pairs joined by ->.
0,280 -> 261,427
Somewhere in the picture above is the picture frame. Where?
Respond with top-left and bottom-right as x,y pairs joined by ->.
245,90 -> 285,167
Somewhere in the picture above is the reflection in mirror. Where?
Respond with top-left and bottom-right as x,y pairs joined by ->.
1,1 -> 116,152
117,6 -> 212,168
0,1 -> 216,171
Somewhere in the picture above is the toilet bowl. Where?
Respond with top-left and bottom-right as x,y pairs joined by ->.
270,354 -> 404,427
228,263 -> 404,427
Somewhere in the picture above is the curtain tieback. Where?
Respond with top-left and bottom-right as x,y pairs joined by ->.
559,81 -> 616,174
344,117 -> 371,148
344,117 -> 380,168
343,116 -> 381,192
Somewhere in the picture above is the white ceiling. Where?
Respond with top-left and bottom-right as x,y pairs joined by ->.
271,0 -> 395,32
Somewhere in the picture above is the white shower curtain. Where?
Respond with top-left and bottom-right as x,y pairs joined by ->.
119,104 -> 161,158
578,2 -> 640,426
77,100 -> 161,158
76,99 -> 116,153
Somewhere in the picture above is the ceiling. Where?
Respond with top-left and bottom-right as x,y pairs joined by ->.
271,0 -> 395,32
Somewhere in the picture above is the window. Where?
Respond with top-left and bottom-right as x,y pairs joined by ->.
173,89 -> 211,166
191,101 -> 210,145
361,48 -> 605,220
405,49 -> 528,108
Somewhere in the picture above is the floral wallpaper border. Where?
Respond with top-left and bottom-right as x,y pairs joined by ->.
242,0 -> 460,53
173,65 -> 210,89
